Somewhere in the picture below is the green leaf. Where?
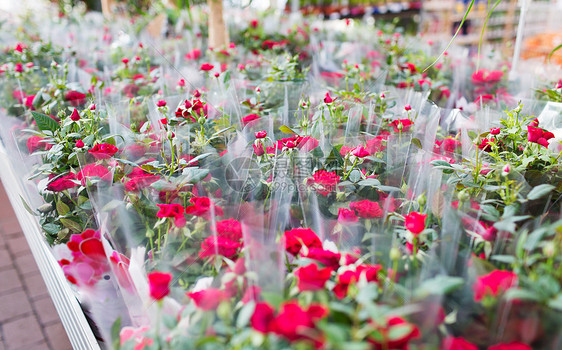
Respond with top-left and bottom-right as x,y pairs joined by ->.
56,201 -> 70,216
548,43 -> 562,62
423,0 -> 475,72
430,160 -> 453,167
547,294 -> 562,311
358,178 -> 381,187
414,275 -> 464,298
490,255 -> 516,264
527,184 -> 555,200
59,218 -> 82,232
493,220 -> 516,233
20,195 -> 37,215
279,125 -> 297,134
31,111 -> 60,133
162,314 -> 178,329
504,288 -> 541,302
388,324 -> 414,341
411,138 -> 422,149
236,301 -> 255,328
111,317 -> 121,350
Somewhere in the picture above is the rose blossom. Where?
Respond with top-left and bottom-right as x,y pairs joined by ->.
351,146 -> 370,158
156,100 -> 166,107
304,248 -> 341,271
147,271 -> 172,300
283,228 -> 322,256
368,316 -> 420,349
255,131 -> 267,139
349,200 -> 383,219
200,63 -> 214,71
473,270 -> 517,302
323,92 -> 335,104
88,143 -> 118,159
76,164 -> 112,185
294,263 -> 332,291
404,212 -> 427,235
307,170 -> 340,196
156,203 -> 186,227
76,139 -> 84,148
184,196 -> 223,219
242,113 -> 260,125
199,236 -> 241,260
70,108 -> 80,121
47,173 -> 78,192
64,90 -> 87,107
441,337 -> 478,350
337,208 -> 359,223
390,119 -> 413,132
187,288 -> 227,310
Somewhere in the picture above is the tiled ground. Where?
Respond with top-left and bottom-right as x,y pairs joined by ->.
0,182 -> 72,350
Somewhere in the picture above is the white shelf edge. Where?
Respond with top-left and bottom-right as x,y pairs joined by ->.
0,144 -> 102,350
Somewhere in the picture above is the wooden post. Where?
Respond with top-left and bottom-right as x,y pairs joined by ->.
207,0 -> 229,49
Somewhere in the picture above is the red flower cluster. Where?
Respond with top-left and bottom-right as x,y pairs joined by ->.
527,125 -> 554,148
472,69 -> 503,86
277,136 -> 319,152
390,119 -> 413,133
199,219 -> 243,261
333,264 -> 382,299
294,263 -> 332,291
188,288 -> 227,310
251,301 -> 328,346
76,164 -> 112,185
59,229 -> 108,286
307,170 -> 340,196
64,90 -> 87,107
185,196 -> 223,219
473,270 -> 517,302
368,316 -> 420,350
123,167 -> 159,192
284,227 -> 322,256
175,97 -> 207,122
88,143 -> 119,159
47,173 -> 78,192
349,199 -> 384,219
156,203 -> 186,227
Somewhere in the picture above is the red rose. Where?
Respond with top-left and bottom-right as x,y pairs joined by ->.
487,342 -> 531,350
490,127 -> 501,135
200,63 -> 214,71
122,84 -> 140,97
24,95 -> 35,109
88,143 -> 118,159
242,114 -> 260,125
251,302 -> 275,333
305,248 -> 341,271
185,48 -> 202,60
283,228 -> 322,256
527,125 -> 554,148
441,337 -> 478,350
294,263 -> 332,291
323,92 -> 335,104
109,251 -> 132,291
368,316 -> 420,350
76,164 -> 112,185
474,94 -> 495,104
187,288 -> 227,311
199,236 -> 241,259
253,143 -> 265,156
472,69 -> 503,85
156,100 -> 166,107
439,138 -> 461,154
338,208 -> 359,223
351,146 -> 369,158
147,271 -> 172,300
333,264 -> 381,299
296,136 -> 319,152
390,119 -> 413,133
478,137 -> 494,152
76,139 -> 84,148
124,168 -> 159,192
404,212 -> 427,235
47,173 -> 78,192
216,218 -> 242,241
473,270 -> 517,302
271,301 -> 328,342
184,196 -> 224,219
307,170 -> 340,196
27,136 -> 49,153
70,108 -> 80,121
64,90 -> 87,107
255,131 -> 267,139
349,200 -> 383,219
241,285 -> 261,304
156,203 -> 186,227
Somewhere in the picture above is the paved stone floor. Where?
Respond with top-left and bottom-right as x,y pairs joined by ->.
0,182 -> 72,350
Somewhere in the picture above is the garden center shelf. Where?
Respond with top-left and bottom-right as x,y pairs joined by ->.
0,144 -> 101,350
